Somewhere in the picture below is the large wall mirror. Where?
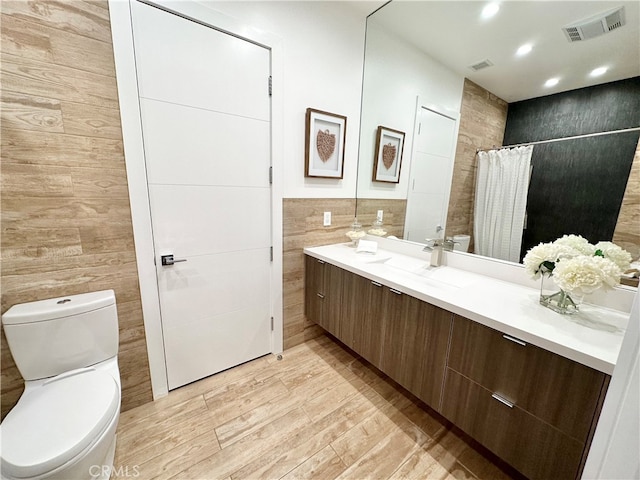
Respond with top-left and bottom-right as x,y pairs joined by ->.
356,1 -> 640,272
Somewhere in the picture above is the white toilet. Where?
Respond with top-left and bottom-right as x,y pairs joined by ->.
0,290 -> 121,480
452,234 -> 471,253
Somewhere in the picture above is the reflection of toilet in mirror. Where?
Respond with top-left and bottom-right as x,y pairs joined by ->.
453,234 -> 471,252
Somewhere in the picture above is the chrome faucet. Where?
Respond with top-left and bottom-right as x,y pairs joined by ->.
423,238 -> 459,267
423,239 -> 444,266
423,238 -> 458,252
443,238 -> 459,251
423,239 -> 443,252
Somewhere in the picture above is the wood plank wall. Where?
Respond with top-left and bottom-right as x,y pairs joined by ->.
283,199 -> 356,349
0,0 -> 152,419
445,79 -> 508,250
282,198 -> 406,350
3,0 -> 629,424
613,139 -> 640,261
355,198 -> 407,239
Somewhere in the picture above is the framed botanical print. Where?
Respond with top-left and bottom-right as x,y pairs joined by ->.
305,108 -> 347,179
372,126 -> 405,183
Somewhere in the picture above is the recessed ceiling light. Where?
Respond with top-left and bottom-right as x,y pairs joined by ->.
516,44 -> 532,56
481,3 -> 500,19
545,78 -> 559,87
590,66 -> 608,77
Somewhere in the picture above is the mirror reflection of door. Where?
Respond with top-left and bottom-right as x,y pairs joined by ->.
359,2 -> 639,263
404,106 -> 458,243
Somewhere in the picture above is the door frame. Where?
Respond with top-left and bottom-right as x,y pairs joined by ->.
109,0 -> 284,399
404,96 -> 460,241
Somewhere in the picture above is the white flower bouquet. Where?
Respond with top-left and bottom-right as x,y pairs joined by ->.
523,235 -> 631,313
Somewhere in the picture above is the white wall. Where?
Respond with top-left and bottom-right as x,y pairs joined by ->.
201,1 -> 371,199
112,0 -> 373,396
358,19 -> 464,200
583,291 -> 640,480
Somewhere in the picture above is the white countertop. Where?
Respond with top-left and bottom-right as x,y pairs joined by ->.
304,243 -> 630,375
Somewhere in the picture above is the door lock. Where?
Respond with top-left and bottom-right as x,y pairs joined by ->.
161,254 -> 187,266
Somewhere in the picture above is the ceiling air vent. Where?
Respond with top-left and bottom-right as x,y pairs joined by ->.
468,59 -> 493,71
562,6 -> 626,42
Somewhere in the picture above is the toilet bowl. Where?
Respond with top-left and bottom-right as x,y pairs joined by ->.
0,290 -> 121,480
453,234 -> 471,252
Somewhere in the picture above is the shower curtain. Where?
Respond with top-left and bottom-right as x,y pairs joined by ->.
474,145 -> 533,262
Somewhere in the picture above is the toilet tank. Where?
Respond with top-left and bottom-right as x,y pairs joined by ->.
1,290 -> 119,381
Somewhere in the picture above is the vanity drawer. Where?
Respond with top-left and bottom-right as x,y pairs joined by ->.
304,256 -> 343,338
442,368 -> 584,480
448,315 -> 607,441
304,255 -> 325,326
379,292 -> 451,409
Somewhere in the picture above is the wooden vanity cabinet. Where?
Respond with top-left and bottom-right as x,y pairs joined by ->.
341,275 -> 386,368
304,255 -> 325,327
442,315 -> 610,480
323,263 -> 345,338
304,256 -> 344,338
304,258 -> 385,358
443,368 -> 585,480
379,291 -> 451,409
304,255 -> 452,410
304,255 -> 610,480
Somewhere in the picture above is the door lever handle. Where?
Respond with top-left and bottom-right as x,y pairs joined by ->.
161,254 -> 187,266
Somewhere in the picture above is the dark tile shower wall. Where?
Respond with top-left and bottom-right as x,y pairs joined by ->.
503,77 -> 640,259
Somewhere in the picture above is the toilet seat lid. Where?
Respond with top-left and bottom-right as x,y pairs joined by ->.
0,369 -> 119,478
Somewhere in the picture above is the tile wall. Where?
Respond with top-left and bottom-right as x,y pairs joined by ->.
445,79 -> 509,250
282,198 -> 407,349
3,1 -> 633,421
0,0 -> 152,419
613,139 -> 640,261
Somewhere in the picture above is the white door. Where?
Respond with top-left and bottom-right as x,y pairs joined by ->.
131,2 -> 272,389
404,107 -> 457,243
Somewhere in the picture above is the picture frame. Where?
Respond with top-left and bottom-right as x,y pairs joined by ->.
305,108 -> 347,178
372,126 -> 405,183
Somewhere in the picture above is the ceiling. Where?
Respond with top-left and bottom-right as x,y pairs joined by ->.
367,1 -> 640,102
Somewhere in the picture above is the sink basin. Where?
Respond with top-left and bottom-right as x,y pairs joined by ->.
384,255 -> 429,273
380,254 -> 481,289
424,267 -> 481,288
352,253 -> 392,264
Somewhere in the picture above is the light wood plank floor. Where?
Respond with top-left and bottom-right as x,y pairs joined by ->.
114,335 -> 514,479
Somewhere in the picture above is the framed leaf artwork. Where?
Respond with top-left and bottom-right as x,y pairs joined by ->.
305,108 -> 347,179
372,126 -> 405,183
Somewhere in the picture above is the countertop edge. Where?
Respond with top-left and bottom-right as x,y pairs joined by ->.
304,246 -> 628,375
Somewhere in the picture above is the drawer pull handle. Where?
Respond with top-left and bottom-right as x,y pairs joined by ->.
371,281 -> 382,287
317,260 -> 325,264
491,393 -> 514,408
502,334 -> 526,347
390,288 -> 402,295
316,293 -> 325,299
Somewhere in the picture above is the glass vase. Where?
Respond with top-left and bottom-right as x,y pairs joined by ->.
539,274 -> 580,315
345,219 -> 365,246
368,219 -> 387,237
